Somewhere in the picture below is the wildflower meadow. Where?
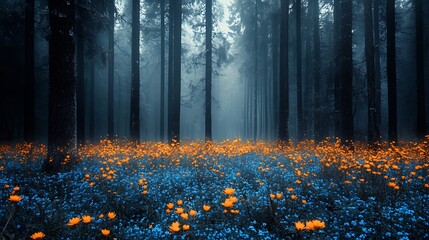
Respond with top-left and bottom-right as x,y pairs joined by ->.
1,138 -> 429,239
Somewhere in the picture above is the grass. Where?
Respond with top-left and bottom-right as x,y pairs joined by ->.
1,138 -> 428,239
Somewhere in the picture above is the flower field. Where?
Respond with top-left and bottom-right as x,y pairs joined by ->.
1,138 -> 429,239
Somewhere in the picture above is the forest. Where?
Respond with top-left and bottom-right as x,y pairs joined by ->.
0,0 -> 428,239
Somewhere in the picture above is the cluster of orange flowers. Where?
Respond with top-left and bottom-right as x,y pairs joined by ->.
6,186 -> 23,203
65,212 -> 115,237
295,220 -> 326,231
166,199 -> 200,233
221,187 -> 239,214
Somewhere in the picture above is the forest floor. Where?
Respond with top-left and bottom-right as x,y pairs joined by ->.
0,138 -> 428,239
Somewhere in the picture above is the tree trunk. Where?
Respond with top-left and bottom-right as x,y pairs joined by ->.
89,60 -> 95,141
168,0 -> 174,142
339,0 -> 354,142
386,0 -> 397,142
253,0 -> 259,141
334,0 -> 341,138
205,0 -> 212,141
364,0 -> 379,143
373,0 -> 381,139
312,0 -> 321,142
271,8 -> 279,139
160,0 -> 165,141
43,0 -> 77,173
296,0 -> 303,141
168,0 -> 182,143
76,0 -> 85,143
278,0 -> 289,142
107,0 -> 114,139
415,0 -> 426,139
24,0 -> 35,142
130,0 -> 140,141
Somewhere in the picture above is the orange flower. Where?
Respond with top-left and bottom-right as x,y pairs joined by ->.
223,187 -> 235,195
67,217 -> 81,226
295,221 -> 305,231
312,220 -> 325,229
13,186 -> 20,191
165,209 -> 171,214
189,209 -> 197,217
99,214 -> 104,219
101,229 -> 110,236
182,224 -> 190,231
82,215 -> 92,224
180,213 -> 189,220
269,193 -> 275,199
221,198 -> 234,208
203,205 -> 211,211
177,200 -> 183,205
175,208 -> 184,214
108,212 -> 116,220
276,193 -> 282,199
305,220 -> 315,231
228,196 -> 238,203
8,195 -> 22,203
230,209 -> 239,214
169,221 -> 181,233
290,195 -> 297,200
30,231 -> 45,240
166,203 -> 174,209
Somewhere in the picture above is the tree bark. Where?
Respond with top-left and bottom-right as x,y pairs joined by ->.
271,8 -> 279,139
312,0 -> 321,142
364,0 -> 379,143
205,0 -> 212,141
373,0 -> 381,139
168,0 -> 182,143
296,0 -> 303,141
160,0 -> 165,141
24,0 -> 35,142
130,0 -> 140,141
76,0 -> 85,143
386,0 -> 397,142
44,0 -> 77,173
334,0 -> 341,138
278,0 -> 289,142
89,60 -> 95,141
107,0 -> 115,139
339,0 -> 354,142
415,0 -> 426,139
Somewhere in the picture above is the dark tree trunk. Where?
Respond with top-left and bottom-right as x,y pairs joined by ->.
271,9 -> 280,139
24,0 -> 35,142
278,0 -> 289,142
415,0 -> 426,138
386,0 -> 397,142
130,0 -> 140,141
205,0 -> 212,141
43,0 -> 77,173
107,0 -> 114,139
364,0 -> 379,143
296,0 -> 303,141
89,60 -> 95,141
334,0 -> 341,138
303,9 -> 312,138
373,0 -> 382,139
311,0 -> 321,142
160,0 -> 165,141
253,0 -> 259,141
168,1 -> 174,141
76,0 -> 85,143
168,0 -> 182,143
339,0 -> 354,142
